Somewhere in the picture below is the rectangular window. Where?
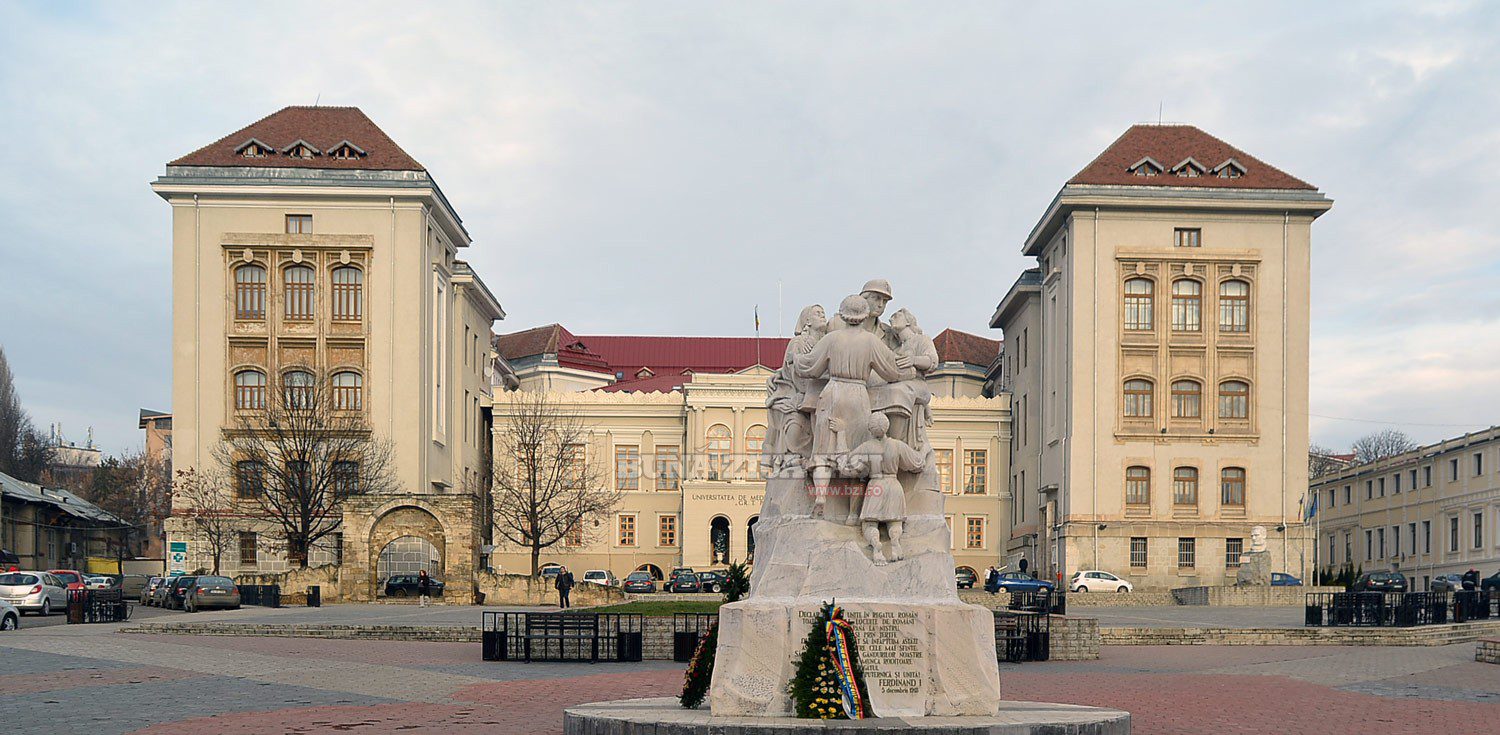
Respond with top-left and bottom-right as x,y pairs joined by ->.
1170,281 -> 1202,332
332,461 -> 358,496
1475,512 -> 1484,549
659,515 -> 678,547
1377,528 -> 1385,558
614,445 -> 640,491
965,517 -> 985,549
564,524 -> 583,547
1174,228 -> 1202,248
234,460 -> 264,499
1220,468 -> 1246,506
1450,516 -> 1459,552
935,449 -> 954,494
1391,525 -> 1400,557
1408,523 -> 1417,556
285,214 -> 312,234
239,532 -> 258,566
1131,537 -> 1147,567
1173,468 -> 1199,506
1344,532 -> 1352,564
1393,474 -> 1401,493
1178,537 -> 1196,568
1423,520 -> 1431,554
1409,469 -> 1417,490
1343,485 -> 1351,504
963,450 -> 987,494
1378,478 -> 1385,497
617,514 -> 637,547
655,447 -> 680,491
1475,453 -> 1484,476
1225,537 -> 1243,567
1328,534 -> 1336,566
1424,466 -> 1432,487
1365,529 -> 1373,561
1450,458 -> 1459,482
1366,480 -> 1373,500
1125,466 -> 1150,505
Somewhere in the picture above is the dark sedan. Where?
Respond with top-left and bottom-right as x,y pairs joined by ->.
668,573 -> 702,593
994,572 -> 1055,594
166,575 -> 197,610
622,571 -> 656,593
698,570 -> 727,593
383,575 -> 444,598
1271,573 -> 1303,587
1350,571 -> 1407,593
1483,572 -> 1500,593
955,567 -> 977,589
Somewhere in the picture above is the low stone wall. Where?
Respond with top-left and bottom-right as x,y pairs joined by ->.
958,589 -> 1175,608
476,571 -> 627,606
1101,619 -> 1500,646
1171,585 -> 1342,606
1046,615 -> 1099,660
1479,639 -> 1500,664
235,565 -> 343,605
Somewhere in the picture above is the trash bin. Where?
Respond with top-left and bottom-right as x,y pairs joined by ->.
307,585 -> 321,608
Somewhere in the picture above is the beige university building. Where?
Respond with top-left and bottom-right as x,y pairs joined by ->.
156,106 -> 1327,595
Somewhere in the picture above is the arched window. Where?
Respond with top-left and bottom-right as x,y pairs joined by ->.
1125,466 -> 1150,505
710,516 -> 731,565
1219,279 -> 1249,333
1171,379 -> 1202,419
1219,380 -> 1250,419
1173,467 -> 1199,506
1171,279 -> 1202,332
747,515 -> 759,563
1221,467 -> 1246,506
331,266 -> 363,321
234,265 -> 267,320
284,265 -> 315,320
1123,379 -> 1153,418
234,369 -> 266,410
283,370 -> 315,409
746,425 -> 766,479
1123,278 -> 1154,331
332,371 -> 362,410
706,424 -> 732,480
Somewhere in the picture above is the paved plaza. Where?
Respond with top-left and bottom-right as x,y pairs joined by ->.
2,609 -> 1497,734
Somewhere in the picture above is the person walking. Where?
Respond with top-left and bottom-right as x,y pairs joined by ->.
556,566 -> 575,609
418,569 -> 432,608
984,566 -> 1001,595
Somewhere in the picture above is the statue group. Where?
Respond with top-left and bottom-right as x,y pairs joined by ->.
763,278 -> 939,565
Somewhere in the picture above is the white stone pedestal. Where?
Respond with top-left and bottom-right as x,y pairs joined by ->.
710,598 -> 1002,718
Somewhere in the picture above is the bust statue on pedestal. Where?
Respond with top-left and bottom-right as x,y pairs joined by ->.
1235,525 -> 1273,586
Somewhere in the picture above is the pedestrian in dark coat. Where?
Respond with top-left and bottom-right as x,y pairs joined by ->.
418,570 -> 433,607
556,567 -> 575,608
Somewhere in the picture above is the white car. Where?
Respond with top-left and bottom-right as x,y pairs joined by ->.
0,570 -> 69,615
0,599 -> 18,631
582,569 -> 619,587
85,575 -> 116,590
1069,570 -> 1133,593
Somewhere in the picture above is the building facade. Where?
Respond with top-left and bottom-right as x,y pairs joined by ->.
490,326 -> 1011,580
151,107 -> 504,601
1312,427 -> 1500,591
992,125 -> 1331,588
1,471 -> 130,572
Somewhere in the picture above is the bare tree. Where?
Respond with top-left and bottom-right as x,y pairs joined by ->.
172,467 -> 238,575
0,346 -> 51,482
1308,443 -> 1350,479
214,370 -> 397,568
1350,429 -> 1417,464
491,391 -> 620,576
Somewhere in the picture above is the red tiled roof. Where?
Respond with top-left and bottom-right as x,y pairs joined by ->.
170,106 -> 425,171
932,329 -> 1000,367
582,335 -> 790,379
597,373 -> 696,393
1068,124 -> 1315,190
494,324 -> 612,373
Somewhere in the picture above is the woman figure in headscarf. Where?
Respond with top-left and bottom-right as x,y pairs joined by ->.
763,304 -> 827,476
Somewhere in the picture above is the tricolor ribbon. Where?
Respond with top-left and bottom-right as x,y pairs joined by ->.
823,604 -> 871,719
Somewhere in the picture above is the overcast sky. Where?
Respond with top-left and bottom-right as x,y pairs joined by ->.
1,1 -> 1497,456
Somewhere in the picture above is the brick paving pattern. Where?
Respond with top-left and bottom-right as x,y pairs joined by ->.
2,622 -> 1497,734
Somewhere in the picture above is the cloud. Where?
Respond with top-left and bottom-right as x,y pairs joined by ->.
0,2 -> 1498,454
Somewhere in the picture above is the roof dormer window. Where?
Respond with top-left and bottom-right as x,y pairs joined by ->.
1128,157 -> 1163,177
1213,158 -> 1247,179
328,140 -> 367,160
281,139 -> 321,160
235,138 -> 274,158
635,367 -> 655,379
1171,157 -> 1205,178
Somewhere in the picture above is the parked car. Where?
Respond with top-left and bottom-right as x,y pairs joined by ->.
955,567 -> 977,589
0,571 -> 68,616
994,572 -> 1055,594
1483,571 -> 1500,593
668,572 -> 702,593
1430,573 -> 1466,593
383,574 -> 444,598
117,574 -> 149,600
183,576 -> 241,612
1349,571 -> 1407,593
150,576 -> 178,607
539,564 -> 564,581
142,576 -> 168,605
1069,570 -> 1133,593
85,575 -> 116,590
48,569 -> 86,590
0,599 -> 18,631
622,571 -> 656,593
166,575 -> 198,610
1,548 -> 20,569
698,570 -> 727,593
582,569 -> 619,587
1271,573 -> 1303,587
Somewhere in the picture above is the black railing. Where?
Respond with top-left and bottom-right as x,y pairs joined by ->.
481,612 -> 644,663
673,613 -> 719,662
1453,590 -> 1496,622
1305,590 -> 1497,627
993,609 -> 1050,663
66,588 -> 131,624
239,584 -> 282,608
1007,589 -> 1065,616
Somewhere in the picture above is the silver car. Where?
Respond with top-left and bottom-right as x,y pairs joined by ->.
0,571 -> 68,616
1,599 -> 18,630
183,576 -> 241,612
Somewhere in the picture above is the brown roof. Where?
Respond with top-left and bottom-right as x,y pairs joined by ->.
932,329 -> 1000,367
494,324 -> 612,373
170,106 -> 424,171
1068,124 -> 1315,190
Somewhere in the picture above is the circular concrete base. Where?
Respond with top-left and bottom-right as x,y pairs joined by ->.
564,697 -> 1130,734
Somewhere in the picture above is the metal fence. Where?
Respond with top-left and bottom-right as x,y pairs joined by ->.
481,612 -> 644,663
1305,590 -> 1496,627
673,613 -> 718,662
66,589 -> 131,624
1007,589 -> 1065,616
993,609 -> 1050,663
239,584 -> 282,608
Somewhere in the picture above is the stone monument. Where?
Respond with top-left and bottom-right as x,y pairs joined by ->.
1234,525 -> 1273,586
710,279 -> 1003,718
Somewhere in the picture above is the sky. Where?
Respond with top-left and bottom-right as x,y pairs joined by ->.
1,1 -> 1498,456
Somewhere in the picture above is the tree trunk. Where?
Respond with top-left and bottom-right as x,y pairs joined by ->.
531,545 -> 540,577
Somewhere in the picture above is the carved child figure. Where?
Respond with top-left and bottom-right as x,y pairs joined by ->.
844,413 -> 925,564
